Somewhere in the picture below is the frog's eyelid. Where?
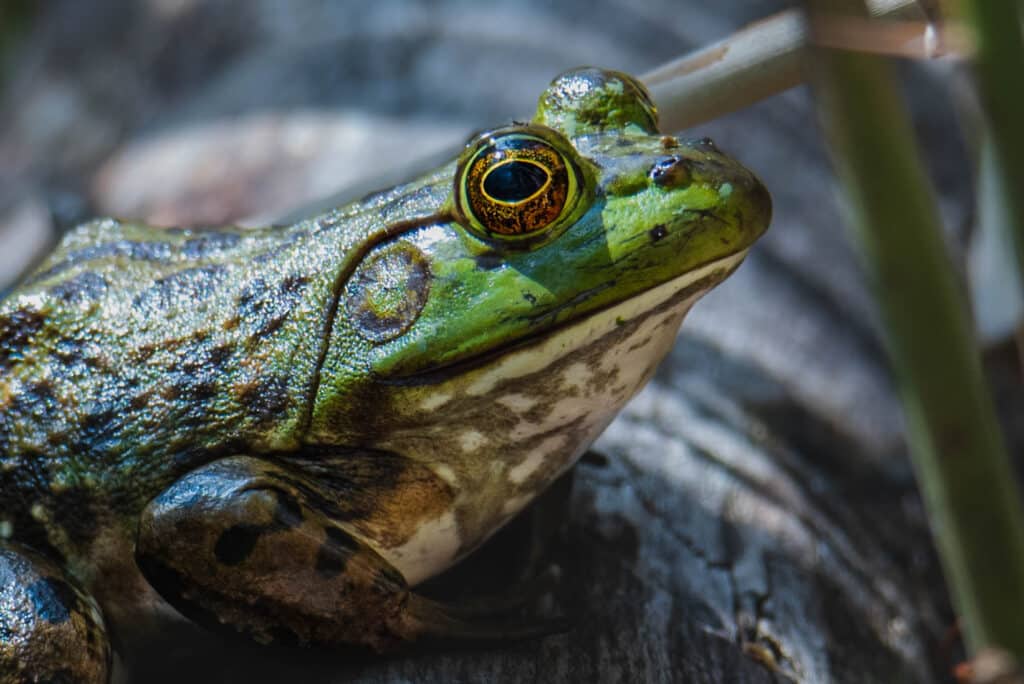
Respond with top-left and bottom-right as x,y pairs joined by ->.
462,122 -> 561,149
462,128 -> 488,148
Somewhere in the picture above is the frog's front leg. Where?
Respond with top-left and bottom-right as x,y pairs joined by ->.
136,455 -> 556,652
0,542 -> 111,683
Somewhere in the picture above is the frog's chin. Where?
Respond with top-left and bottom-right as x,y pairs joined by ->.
376,247 -> 750,584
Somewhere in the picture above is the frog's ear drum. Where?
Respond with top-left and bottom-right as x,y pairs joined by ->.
453,125 -> 590,246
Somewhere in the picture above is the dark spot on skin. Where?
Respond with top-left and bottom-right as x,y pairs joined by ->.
474,253 -> 503,270
236,274 -> 308,341
281,274 -> 310,295
27,379 -> 56,405
184,380 -> 218,401
259,316 -> 287,338
54,338 -> 84,365
134,265 -> 227,311
182,232 -> 241,259
649,224 -> 668,242
82,407 -> 118,433
26,577 -> 75,624
238,277 -> 268,311
49,272 -> 108,304
208,488 -> 305,567
129,393 -> 150,411
0,308 -> 46,370
214,523 -> 265,566
209,343 -> 235,369
63,403 -> 126,464
239,375 -> 290,424
132,343 -> 157,364
522,291 -> 537,305
314,526 -> 357,578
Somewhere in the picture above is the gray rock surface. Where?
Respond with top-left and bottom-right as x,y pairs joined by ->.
0,1 -> 979,682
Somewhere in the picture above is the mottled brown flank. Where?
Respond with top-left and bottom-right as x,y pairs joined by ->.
0,307 -> 45,370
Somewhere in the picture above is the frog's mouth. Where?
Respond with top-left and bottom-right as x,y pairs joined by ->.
385,248 -> 749,387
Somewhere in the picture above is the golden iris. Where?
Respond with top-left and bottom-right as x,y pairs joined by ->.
454,125 -> 587,244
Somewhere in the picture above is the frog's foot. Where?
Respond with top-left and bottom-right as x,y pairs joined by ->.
0,542 -> 111,684
135,455 -> 563,652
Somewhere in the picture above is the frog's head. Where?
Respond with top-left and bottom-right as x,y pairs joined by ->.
313,67 -> 770,445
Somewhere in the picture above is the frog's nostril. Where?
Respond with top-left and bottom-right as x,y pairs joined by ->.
649,156 -> 691,189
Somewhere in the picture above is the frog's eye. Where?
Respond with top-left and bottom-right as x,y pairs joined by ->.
454,125 -> 589,245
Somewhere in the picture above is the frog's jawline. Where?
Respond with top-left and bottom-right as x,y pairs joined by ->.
385,248 -> 750,387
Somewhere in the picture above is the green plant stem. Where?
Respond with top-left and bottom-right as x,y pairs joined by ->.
807,7 -> 1024,658
642,0 -> 930,132
958,0 -> 1024,300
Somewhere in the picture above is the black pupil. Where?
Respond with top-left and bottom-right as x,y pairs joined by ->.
483,161 -> 548,202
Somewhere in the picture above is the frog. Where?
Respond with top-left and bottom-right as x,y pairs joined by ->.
0,67 -> 770,683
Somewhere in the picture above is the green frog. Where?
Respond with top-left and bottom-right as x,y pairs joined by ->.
0,67 -> 770,682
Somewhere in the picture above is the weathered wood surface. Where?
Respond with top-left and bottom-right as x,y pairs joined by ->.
0,1 -> 988,682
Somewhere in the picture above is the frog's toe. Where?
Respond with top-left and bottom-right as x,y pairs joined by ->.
0,542 -> 111,684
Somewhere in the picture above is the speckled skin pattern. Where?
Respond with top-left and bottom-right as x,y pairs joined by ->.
0,68 -> 770,681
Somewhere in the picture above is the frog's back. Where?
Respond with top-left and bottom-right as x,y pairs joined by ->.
0,217 -> 352,536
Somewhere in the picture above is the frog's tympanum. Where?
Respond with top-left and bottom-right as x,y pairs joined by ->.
0,68 -> 770,682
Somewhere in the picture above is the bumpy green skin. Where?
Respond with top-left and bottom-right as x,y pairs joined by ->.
0,67 -> 770,677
